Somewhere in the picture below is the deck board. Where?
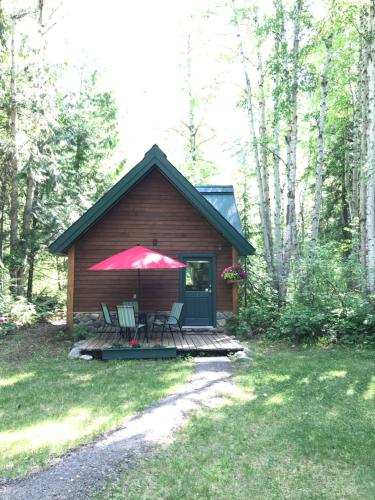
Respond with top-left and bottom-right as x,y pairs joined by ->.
81,330 -> 243,355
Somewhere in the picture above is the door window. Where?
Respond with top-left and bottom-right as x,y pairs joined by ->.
185,260 -> 210,291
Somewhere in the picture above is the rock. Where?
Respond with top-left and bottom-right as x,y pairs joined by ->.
243,347 -> 255,357
233,351 -> 250,362
68,347 -> 81,359
80,354 -> 93,361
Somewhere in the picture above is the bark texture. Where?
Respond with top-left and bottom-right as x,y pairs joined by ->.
232,2 -> 274,279
310,34 -> 333,248
366,2 -> 375,294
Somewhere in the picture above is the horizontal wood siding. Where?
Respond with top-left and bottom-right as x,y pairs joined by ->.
74,168 -> 233,312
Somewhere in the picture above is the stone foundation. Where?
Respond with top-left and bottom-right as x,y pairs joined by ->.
73,310 -> 234,333
216,311 -> 233,333
73,312 -> 104,332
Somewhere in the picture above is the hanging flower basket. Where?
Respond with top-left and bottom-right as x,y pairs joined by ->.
221,265 -> 246,284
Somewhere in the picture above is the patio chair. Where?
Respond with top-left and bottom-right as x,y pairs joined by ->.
151,302 -> 184,342
116,304 -> 148,343
101,303 -> 116,330
123,300 -> 148,333
122,300 -> 139,318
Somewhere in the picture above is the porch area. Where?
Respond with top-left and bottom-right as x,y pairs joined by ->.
80,330 -> 244,357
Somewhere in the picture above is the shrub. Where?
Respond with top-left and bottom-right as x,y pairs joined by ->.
9,298 -> 37,326
33,290 -> 66,320
0,321 -> 17,337
72,324 -> 94,341
234,244 -> 375,346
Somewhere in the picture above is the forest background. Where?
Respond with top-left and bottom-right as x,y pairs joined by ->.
0,0 -> 374,345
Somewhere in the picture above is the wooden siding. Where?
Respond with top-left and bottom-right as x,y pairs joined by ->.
73,168 -> 233,313
66,245 -> 75,335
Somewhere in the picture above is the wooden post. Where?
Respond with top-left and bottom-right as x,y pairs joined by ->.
66,245 -> 75,336
232,246 -> 239,315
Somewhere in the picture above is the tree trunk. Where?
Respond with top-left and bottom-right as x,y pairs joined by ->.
18,0 -> 45,295
19,175 -> 36,295
272,0 -> 285,303
9,17 -> 19,295
0,162 -> 7,288
281,0 -> 303,298
360,9 -> 370,293
366,1 -> 375,294
232,2 -> 274,280
256,36 -> 274,269
310,34 -> 333,249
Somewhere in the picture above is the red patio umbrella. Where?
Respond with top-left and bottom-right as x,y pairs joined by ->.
88,245 -> 186,305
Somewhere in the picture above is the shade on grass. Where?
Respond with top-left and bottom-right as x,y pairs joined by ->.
0,333 -> 192,480
101,343 -> 375,500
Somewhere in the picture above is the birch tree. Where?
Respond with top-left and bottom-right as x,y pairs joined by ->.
359,7 -> 369,292
281,0 -> 303,298
366,0 -> 375,294
271,0 -> 286,300
232,2 -> 274,280
310,34 -> 333,248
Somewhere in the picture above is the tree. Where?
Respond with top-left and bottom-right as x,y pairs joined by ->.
366,0 -> 375,294
174,24 -> 218,185
310,33 -> 333,248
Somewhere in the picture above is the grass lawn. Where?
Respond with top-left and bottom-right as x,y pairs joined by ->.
0,324 -> 192,481
102,342 -> 375,500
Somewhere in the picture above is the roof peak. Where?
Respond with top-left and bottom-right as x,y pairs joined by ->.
144,144 -> 167,159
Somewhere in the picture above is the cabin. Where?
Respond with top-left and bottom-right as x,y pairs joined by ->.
49,145 -> 255,335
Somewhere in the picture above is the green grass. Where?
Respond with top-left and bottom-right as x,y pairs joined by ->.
101,342 -> 375,500
0,327 -> 192,480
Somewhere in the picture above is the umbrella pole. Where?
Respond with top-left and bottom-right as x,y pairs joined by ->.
137,269 -> 141,306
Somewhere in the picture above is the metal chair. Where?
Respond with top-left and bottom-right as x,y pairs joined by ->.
151,302 -> 184,342
101,303 -> 115,329
123,300 -> 148,335
116,304 -> 148,342
122,301 -> 139,318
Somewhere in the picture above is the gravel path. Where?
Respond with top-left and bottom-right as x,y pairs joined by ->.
0,356 -> 237,500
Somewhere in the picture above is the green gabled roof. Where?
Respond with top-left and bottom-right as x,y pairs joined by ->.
49,145 -> 255,256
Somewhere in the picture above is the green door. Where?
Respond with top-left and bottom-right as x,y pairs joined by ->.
180,256 -> 215,326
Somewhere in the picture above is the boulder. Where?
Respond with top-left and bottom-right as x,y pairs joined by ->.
80,354 -> 93,361
68,347 -> 81,359
233,351 -> 250,362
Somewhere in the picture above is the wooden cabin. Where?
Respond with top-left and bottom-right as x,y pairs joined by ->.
49,145 -> 255,334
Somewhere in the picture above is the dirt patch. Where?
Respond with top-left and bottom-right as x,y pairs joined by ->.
0,320 -> 68,362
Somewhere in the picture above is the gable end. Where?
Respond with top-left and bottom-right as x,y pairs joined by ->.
49,145 -> 255,256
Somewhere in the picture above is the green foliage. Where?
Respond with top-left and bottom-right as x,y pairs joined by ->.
32,290 -> 65,319
0,322 -> 16,338
72,324 -> 93,342
9,299 -> 37,327
236,246 -> 375,346
0,288 -> 65,331
234,261 -> 280,338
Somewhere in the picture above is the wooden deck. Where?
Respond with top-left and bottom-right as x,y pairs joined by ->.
81,330 -> 243,356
